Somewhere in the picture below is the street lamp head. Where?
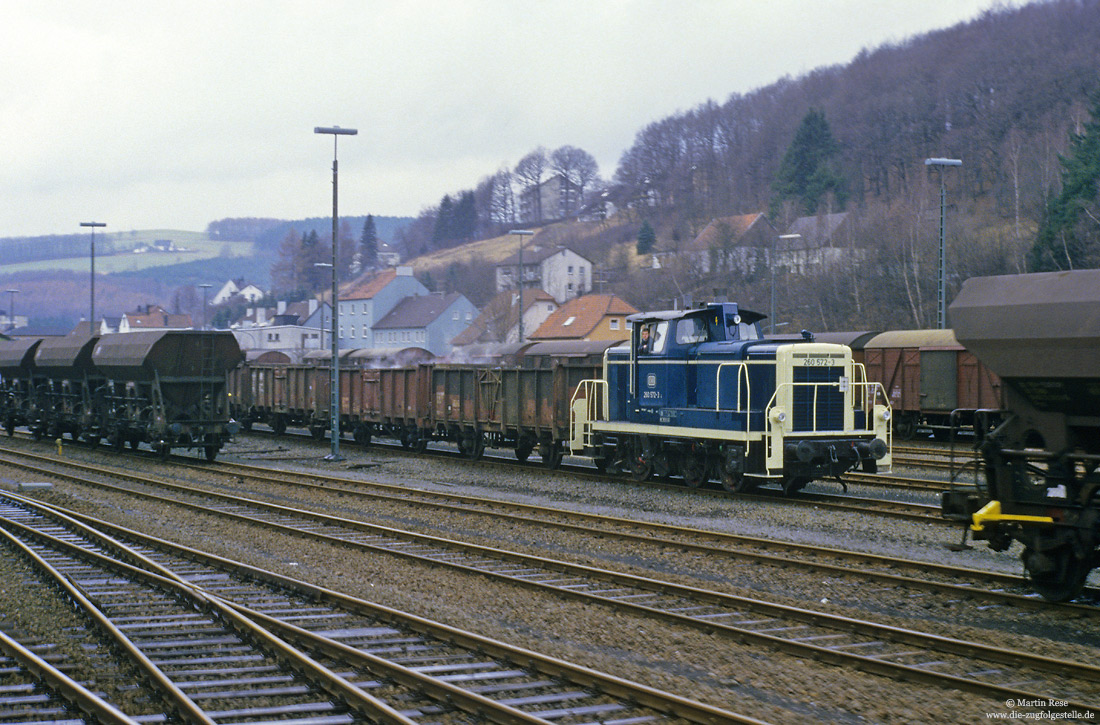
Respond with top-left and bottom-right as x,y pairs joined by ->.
925,158 -> 962,167
80,221 -> 107,228
508,229 -> 535,236
315,126 -> 358,136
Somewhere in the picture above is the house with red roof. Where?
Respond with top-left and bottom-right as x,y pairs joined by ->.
528,294 -> 638,342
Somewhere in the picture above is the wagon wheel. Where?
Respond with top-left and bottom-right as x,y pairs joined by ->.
540,441 -> 563,470
353,427 -> 371,446
129,437 -> 141,450
309,425 -> 326,440
1024,545 -> 1091,602
272,416 -> 287,436
462,431 -> 485,461
112,433 -> 125,452
515,438 -> 534,463
4,417 -> 14,436
85,431 -> 100,448
681,451 -> 710,489
70,425 -> 82,442
894,414 -> 918,441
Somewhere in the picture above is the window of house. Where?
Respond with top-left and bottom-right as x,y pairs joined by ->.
453,311 -> 459,320
563,316 -> 575,326
568,265 -> 574,274
466,312 -> 472,320
339,327 -> 344,338
610,318 -> 619,330
349,326 -> 356,338
568,282 -> 574,291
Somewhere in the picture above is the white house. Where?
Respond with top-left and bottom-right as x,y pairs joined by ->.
495,244 -> 592,304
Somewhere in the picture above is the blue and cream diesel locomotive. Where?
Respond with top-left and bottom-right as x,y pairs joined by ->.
567,302 -> 892,494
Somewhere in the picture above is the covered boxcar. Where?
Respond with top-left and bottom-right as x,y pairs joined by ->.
862,329 -> 1001,439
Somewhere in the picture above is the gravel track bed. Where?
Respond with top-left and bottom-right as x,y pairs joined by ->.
3,433 -> 1097,723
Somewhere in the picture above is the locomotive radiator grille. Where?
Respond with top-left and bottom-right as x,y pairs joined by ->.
791,365 -> 846,432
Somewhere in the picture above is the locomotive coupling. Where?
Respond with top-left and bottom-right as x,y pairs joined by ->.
785,438 -> 887,464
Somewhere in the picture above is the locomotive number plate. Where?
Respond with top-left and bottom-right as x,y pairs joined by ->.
802,357 -> 832,367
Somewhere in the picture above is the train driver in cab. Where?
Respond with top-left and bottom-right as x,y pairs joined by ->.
637,325 -> 652,355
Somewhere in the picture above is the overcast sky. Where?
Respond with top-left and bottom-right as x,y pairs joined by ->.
1,0 -> 1003,239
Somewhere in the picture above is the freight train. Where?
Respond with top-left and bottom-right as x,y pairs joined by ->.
941,269 -> 1100,601
0,330 -> 241,460
229,301 -> 893,494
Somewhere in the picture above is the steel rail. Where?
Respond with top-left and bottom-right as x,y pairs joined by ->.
0,504 -> 416,725
8,462 -> 1099,711
0,627 -> 141,725
8,490 -> 764,725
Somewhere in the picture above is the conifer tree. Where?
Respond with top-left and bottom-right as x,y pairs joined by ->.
360,215 -> 378,270
1029,91 -> 1100,271
771,108 -> 847,216
636,220 -> 657,255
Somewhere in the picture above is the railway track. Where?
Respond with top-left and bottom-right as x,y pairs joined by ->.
4,449 -> 1099,714
0,490 -> 749,724
0,627 -> 138,725
183,455 -> 1100,613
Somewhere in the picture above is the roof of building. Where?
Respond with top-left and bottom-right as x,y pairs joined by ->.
497,244 -> 591,267
782,212 -> 850,249
123,305 -> 192,330
452,288 -> 556,346
340,268 -> 398,301
373,292 -> 466,329
529,294 -> 638,340
686,212 -> 772,252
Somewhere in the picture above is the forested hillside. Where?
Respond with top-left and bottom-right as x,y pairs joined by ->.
400,0 -> 1100,331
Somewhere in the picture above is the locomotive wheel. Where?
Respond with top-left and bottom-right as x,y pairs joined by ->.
781,476 -> 810,496
540,442 -> 563,470
681,453 -> 709,488
720,469 -> 757,493
515,438 -> 534,463
628,452 -> 652,481
1024,546 -> 1091,602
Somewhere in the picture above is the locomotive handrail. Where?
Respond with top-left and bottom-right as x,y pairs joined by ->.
714,362 -> 751,414
569,379 -> 607,452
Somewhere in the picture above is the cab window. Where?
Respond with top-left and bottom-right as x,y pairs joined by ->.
651,321 -> 669,353
675,317 -> 707,345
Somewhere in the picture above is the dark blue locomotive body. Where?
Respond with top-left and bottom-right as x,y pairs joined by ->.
569,302 -> 892,494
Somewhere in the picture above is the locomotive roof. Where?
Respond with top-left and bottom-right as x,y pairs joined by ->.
627,303 -> 766,325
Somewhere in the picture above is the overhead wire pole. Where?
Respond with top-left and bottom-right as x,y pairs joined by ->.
80,222 -> 106,333
508,229 -> 535,342
315,125 -> 357,461
925,157 -> 962,329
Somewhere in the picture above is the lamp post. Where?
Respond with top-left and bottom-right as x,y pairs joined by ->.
197,283 -> 212,330
4,289 -> 17,332
774,234 -> 801,334
508,229 -> 535,342
314,125 -> 357,461
925,157 -> 962,329
80,221 -> 106,332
